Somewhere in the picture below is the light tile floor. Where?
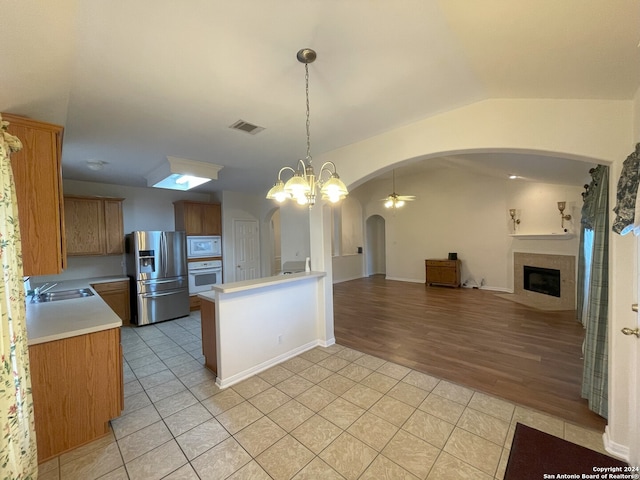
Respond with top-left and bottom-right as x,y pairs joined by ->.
39,311 -> 609,480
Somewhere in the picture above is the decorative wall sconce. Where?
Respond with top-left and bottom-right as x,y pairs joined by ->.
557,201 -> 572,230
509,209 -> 520,231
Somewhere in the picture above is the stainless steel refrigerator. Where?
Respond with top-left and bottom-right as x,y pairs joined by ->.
125,231 -> 190,326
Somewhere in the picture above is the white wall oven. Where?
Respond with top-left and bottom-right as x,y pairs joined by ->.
187,236 -> 221,259
188,259 -> 222,294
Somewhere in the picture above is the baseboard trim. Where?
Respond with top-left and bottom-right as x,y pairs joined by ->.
385,276 -> 424,283
215,339 -> 329,389
333,275 -> 364,284
480,285 -> 511,293
603,426 -> 630,462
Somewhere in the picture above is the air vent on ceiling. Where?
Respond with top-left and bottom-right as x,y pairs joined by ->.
229,120 -> 265,135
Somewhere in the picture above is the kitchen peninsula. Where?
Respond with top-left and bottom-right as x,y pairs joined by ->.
198,271 -> 329,387
26,278 -> 125,462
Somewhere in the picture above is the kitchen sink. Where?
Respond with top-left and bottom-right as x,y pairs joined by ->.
34,288 -> 95,302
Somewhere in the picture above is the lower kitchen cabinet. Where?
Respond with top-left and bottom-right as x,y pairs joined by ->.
200,298 -> 217,374
189,294 -> 201,311
91,280 -> 131,325
29,328 -> 123,463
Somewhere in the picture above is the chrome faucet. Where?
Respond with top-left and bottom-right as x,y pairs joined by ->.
31,283 -> 58,303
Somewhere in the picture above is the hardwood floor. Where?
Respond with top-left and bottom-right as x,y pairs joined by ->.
333,275 -> 607,431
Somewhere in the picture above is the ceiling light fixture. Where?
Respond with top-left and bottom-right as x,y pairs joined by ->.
266,48 -> 348,207
382,170 -> 415,209
146,156 -> 223,191
86,160 -> 107,171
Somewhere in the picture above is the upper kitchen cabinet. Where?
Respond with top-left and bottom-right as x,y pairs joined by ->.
174,200 -> 221,236
65,195 -> 124,255
4,113 -> 66,276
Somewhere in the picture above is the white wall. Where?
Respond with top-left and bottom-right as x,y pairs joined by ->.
278,202 -> 310,265
331,197 -> 365,283
366,215 -> 386,275
347,166 -> 583,289
213,275 -> 325,386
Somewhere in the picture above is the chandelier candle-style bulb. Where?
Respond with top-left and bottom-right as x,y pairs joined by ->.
266,49 -> 348,207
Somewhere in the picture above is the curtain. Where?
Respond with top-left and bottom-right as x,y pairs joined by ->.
576,223 -> 586,325
0,115 -> 38,478
580,164 -> 609,418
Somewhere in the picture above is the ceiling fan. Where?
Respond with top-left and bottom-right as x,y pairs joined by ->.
382,170 -> 416,209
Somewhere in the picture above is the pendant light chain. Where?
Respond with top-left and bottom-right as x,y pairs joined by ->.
305,63 -> 312,164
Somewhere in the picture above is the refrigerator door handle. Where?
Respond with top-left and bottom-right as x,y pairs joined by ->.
141,291 -> 184,298
141,278 -> 183,285
162,232 -> 169,276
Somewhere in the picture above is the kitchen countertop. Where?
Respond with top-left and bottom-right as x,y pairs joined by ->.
26,276 -> 128,346
198,271 -> 326,300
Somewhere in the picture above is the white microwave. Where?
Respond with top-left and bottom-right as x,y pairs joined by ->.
187,236 -> 221,258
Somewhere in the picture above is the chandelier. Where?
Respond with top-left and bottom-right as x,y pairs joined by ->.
266,48 -> 348,207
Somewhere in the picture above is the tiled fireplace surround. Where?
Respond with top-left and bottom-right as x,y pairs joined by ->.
513,252 -> 576,310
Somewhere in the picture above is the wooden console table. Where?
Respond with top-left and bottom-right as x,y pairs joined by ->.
425,259 -> 461,287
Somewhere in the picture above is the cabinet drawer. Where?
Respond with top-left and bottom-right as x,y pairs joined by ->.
426,260 -> 456,268
92,280 -> 128,294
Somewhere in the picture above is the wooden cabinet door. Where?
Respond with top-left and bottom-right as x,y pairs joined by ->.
5,114 -> 65,275
184,202 -> 205,235
174,201 -> 222,236
29,328 -> 122,463
65,196 -> 124,256
91,280 -> 130,324
203,203 -> 222,235
65,197 -> 105,255
104,199 -> 124,254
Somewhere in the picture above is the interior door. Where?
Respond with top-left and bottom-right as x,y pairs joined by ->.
629,238 -> 640,465
233,219 -> 260,282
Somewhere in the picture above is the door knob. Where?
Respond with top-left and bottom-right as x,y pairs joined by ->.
633,304 -> 638,312
621,327 -> 640,338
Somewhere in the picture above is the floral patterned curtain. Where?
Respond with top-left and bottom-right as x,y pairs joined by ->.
0,115 -> 38,478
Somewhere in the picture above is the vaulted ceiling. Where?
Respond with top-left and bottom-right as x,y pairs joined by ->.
2,1 -> 639,193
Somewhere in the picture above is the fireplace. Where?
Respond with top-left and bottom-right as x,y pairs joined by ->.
511,253 -> 575,310
523,266 -> 561,298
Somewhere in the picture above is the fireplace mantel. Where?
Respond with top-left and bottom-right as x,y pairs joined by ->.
509,233 -> 575,240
